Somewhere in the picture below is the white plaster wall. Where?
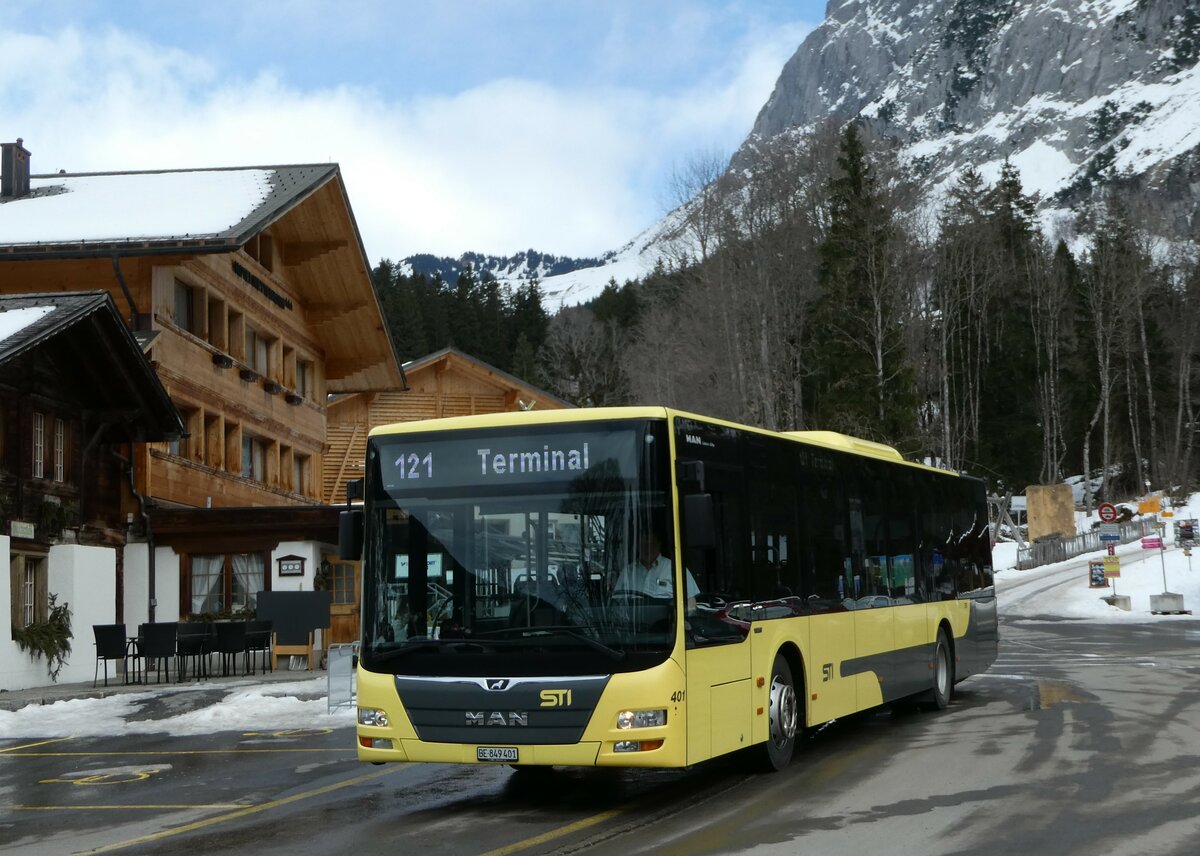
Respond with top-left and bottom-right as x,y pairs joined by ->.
269,541 -> 322,592
1,539 -> 119,691
122,543 -> 181,629
122,542 -> 149,629
268,540 -> 333,654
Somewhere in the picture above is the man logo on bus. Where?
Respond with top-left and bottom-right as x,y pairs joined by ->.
466,711 -> 529,726
540,689 -> 573,707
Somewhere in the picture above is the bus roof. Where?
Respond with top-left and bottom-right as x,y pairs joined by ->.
367,406 -> 955,475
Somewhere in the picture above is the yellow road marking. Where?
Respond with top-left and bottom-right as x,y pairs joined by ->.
75,765 -> 397,854
12,804 -> 245,811
478,808 -> 624,856
42,771 -> 160,785
5,748 -> 350,757
0,737 -> 76,753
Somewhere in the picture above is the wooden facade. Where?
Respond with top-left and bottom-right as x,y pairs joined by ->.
0,145 -> 405,624
0,292 -> 182,630
323,347 -> 572,505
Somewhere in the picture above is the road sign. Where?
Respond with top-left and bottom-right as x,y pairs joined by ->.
1103,555 -> 1121,578
1142,536 -> 1163,550
1098,503 -> 1119,523
1088,560 -> 1108,587
1107,544 -> 1115,556
1099,523 -> 1120,541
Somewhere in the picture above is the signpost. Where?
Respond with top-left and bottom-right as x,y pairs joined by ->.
1098,503 -> 1119,523
1088,559 -> 1108,588
1103,555 -> 1120,578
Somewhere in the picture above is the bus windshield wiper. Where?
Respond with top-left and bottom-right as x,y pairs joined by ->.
367,639 -> 488,665
518,626 -> 627,662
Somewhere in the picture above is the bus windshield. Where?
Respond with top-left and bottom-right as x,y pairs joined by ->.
359,419 -> 676,677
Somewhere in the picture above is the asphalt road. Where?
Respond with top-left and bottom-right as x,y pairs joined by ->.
3,560 -> 1199,855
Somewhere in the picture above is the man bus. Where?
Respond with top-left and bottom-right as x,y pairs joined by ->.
345,407 -> 996,772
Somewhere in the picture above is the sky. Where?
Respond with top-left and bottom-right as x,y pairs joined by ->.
1,1 -> 825,261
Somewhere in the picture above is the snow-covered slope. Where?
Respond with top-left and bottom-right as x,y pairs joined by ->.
742,0 -> 1200,229
419,1 -> 1200,307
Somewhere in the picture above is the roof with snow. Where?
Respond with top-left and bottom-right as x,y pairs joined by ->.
0,291 -> 184,441
0,165 -> 336,258
0,160 -> 405,393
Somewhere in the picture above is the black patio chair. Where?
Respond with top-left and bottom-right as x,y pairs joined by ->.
176,622 -> 213,681
246,619 -> 273,675
92,624 -> 129,688
214,621 -> 249,677
137,622 -> 179,684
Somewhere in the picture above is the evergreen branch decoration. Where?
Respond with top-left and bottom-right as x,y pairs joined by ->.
12,593 -> 73,681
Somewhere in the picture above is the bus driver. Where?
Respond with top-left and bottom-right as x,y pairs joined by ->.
614,530 -> 700,611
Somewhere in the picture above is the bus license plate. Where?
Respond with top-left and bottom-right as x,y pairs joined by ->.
477,746 -> 518,762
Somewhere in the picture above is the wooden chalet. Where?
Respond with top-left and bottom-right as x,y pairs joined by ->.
0,139 -> 405,638
0,291 -> 183,689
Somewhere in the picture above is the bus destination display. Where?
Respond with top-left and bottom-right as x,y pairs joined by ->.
378,430 -> 641,491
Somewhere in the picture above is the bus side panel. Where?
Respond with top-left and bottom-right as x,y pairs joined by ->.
685,640 -> 751,764
851,607 -> 894,709
955,596 -> 999,679
807,612 -> 859,725
888,602 -> 934,700
749,618 -> 810,747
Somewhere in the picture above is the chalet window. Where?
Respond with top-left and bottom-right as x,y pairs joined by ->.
10,553 -> 46,631
246,327 -> 272,375
330,561 -> 356,605
53,417 -> 65,482
174,279 -> 200,335
32,412 -> 44,479
189,552 -> 267,615
297,360 -> 311,398
242,435 -> 266,481
293,453 -> 310,495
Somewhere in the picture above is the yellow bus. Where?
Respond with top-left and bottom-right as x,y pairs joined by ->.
346,407 -> 996,772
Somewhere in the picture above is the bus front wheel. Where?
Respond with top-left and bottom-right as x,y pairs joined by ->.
759,653 -> 799,771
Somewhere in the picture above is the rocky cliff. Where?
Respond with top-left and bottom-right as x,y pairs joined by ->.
741,0 -> 1200,231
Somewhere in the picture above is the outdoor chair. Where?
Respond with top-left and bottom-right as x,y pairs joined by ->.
137,622 -> 179,684
176,622 -> 213,681
92,623 -> 130,687
246,619 -> 273,675
214,621 -> 249,677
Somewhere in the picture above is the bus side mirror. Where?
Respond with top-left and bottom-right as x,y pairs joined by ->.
339,509 -> 363,560
345,478 -> 364,503
683,494 -> 716,549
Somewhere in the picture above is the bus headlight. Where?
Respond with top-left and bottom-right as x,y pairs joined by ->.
358,707 -> 390,727
616,709 -> 667,729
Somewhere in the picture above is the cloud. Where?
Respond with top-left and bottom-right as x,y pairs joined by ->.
0,15 -> 813,260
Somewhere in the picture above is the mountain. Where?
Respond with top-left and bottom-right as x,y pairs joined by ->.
537,0 -> 1200,304
739,0 -> 1200,230
399,249 -> 609,288
412,1 -> 1199,307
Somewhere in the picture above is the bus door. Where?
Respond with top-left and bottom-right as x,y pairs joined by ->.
678,465 -> 752,763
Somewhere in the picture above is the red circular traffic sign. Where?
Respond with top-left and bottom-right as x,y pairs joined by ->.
1098,503 -> 1118,523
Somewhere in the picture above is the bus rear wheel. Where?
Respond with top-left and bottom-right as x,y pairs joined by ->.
759,654 -> 799,771
929,629 -> 953,710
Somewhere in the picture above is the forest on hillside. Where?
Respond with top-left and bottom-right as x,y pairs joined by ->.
373,121 -> 1200,503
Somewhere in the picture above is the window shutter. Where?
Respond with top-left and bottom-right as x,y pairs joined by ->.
9,556 -> 20,631
34,559 -> 48,623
